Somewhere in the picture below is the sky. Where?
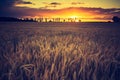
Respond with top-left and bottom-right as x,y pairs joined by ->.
0,0 -> 120,22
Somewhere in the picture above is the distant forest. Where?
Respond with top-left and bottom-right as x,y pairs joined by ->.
0,17 -> 36,22
0,16 -> 120,22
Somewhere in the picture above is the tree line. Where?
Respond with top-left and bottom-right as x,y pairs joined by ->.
112,16 -> 120,23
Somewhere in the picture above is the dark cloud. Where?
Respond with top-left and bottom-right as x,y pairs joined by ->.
0,0 -> 33,9
45,5 -> 57,8
41,2 -> 61,9
40,6 -> 57,9
0,7 -> 44,17
50,2 -> 61,6
71,2 -> 84,5
0,0 -> 34,17
64,7 -> 120,16
42,2 -> 61,6
16,1 -> 33,5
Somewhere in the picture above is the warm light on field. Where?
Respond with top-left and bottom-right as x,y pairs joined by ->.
0,22 -> 120,80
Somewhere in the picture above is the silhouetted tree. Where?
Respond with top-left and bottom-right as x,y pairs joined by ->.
0,17 -> 37,22
112,16 -> 120,22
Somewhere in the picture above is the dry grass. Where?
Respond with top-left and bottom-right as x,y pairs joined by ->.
0,23 -> 120,80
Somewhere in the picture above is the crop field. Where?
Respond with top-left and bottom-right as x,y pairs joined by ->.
0,22 -> 120,80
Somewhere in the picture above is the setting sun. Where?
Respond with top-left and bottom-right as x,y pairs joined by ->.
70,16 -> 79,19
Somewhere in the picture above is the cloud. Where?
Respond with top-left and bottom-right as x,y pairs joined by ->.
0,0 -> 34,17
50,2 -> 61,6
0,0 -> 33,10
71,2 -> 84,5
16,1 -> 33,5
64,7 -> 120,16
41,2 -> 62,8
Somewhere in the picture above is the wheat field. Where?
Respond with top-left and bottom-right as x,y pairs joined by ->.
0,22 -> 120,80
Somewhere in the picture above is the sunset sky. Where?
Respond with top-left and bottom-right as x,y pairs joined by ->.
0,0 -> 120,22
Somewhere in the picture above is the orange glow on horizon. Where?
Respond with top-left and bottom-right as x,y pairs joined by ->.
12,0 -> 120,22
38,8 -> 89,18
20,8 -> 109,22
